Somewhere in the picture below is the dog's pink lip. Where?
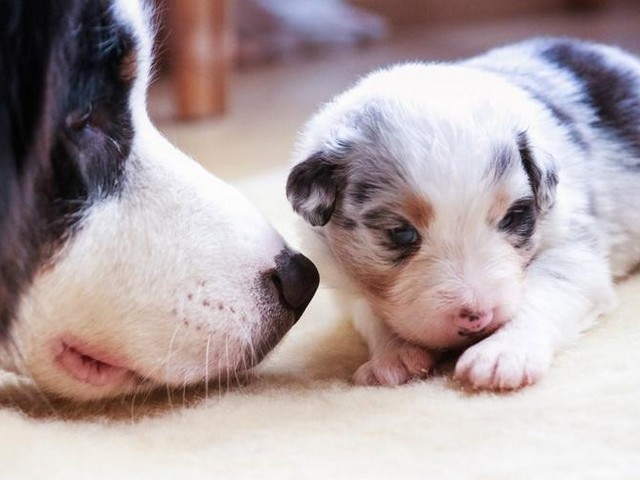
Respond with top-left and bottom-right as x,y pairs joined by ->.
53,337 -> 136,388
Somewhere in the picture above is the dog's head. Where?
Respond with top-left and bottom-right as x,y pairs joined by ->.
287,64 -> 558,350
0,0 -> 319,400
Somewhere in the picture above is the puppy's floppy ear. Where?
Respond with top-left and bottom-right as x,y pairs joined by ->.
517,132 -> 558,213
286,150 -> 347,226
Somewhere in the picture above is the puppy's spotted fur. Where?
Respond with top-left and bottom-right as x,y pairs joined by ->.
287,38 -> 640,390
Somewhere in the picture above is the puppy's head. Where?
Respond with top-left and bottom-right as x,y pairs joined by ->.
287,64 -> 558,350
2,0 -> 319,400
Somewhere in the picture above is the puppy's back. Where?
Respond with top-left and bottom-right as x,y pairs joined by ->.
467,38 -> 640,160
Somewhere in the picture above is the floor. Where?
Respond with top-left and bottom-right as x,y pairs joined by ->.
150,1 -> 640,181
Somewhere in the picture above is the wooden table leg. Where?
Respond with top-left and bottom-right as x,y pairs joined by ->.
167,0 -> 230,120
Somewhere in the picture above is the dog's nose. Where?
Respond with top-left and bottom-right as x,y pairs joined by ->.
453,308 -> 493,332
272,250 -> 319,320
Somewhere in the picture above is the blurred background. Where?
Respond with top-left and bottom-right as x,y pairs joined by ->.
148,0 -> 640,180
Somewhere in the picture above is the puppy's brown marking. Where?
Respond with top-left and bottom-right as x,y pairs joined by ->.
403,193 -> 433,229
362,273 -> 396,300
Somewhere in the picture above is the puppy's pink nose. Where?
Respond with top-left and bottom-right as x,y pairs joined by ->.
453,308 -> 493,332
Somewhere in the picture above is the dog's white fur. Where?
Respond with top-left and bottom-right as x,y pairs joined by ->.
7,0 -> 300,400
289,38 -> 640,390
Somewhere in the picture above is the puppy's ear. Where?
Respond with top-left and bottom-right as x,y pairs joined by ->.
286,151 -> 346,226
517,132 -> 558,213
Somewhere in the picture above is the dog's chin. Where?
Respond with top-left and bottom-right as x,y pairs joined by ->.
36,346 -> 244,402
25,309 -> 296,401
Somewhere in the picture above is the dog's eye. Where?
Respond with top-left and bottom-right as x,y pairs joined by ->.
498,200 -> 535,231
66,103 -> 93,130
387,225 -> 420,247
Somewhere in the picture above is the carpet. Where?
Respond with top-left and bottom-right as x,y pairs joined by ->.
1,169 -> 638,479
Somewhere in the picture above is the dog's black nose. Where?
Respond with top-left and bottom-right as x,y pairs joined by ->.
272,250 -> 319,320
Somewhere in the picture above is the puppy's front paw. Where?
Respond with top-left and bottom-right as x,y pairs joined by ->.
353,343 -> 434,387
454,335 -> 552,391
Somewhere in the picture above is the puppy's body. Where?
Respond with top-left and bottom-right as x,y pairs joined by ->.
287,38 -> 640,389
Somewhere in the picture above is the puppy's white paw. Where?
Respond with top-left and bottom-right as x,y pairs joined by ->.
454,335 -> 552,391
353,343 -> 434,387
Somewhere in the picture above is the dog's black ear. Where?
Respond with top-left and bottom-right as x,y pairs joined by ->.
517,132 -> 558,213
286,151 -> 347,226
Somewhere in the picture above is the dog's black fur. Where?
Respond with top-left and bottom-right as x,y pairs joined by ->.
0,0 -> 136,337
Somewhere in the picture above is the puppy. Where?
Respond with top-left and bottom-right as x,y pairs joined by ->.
287,37 -> 640,390
0,0 -> 318,400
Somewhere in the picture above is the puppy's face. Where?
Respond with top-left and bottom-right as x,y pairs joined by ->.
288,65 -> 558,350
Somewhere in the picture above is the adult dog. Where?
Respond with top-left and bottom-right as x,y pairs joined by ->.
287,38 -> 640,390
0,0 -> 319,400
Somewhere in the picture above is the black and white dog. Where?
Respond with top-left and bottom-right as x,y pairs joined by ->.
0,0 -> 319,400
287,38 -> 640,390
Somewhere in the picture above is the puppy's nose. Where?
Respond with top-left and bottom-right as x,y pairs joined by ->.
453,308 -> 493,332
272,250 -> 319,320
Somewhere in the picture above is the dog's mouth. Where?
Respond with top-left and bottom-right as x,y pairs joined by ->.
54,338 -> 139,388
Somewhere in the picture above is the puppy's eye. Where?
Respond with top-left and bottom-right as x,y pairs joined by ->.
498,200 -> 535,231
387,225 -> 420,247
66,103 -> 93,130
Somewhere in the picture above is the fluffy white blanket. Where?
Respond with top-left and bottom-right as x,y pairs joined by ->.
1,170 -> 637,479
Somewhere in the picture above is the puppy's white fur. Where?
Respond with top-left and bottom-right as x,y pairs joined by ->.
288,38 -> 640,390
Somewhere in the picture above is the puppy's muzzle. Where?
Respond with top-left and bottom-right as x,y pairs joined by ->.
454,308 -> 494,333
271,249 -> 320,320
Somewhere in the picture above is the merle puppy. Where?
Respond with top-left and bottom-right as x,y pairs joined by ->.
287,38 -> 640,390
0,0 -> 318,400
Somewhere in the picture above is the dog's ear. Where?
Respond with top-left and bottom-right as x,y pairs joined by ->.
517,132 -> 558,213
286,151 -> 347,226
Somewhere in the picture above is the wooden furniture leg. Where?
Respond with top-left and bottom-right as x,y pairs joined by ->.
167,0 -> 230,119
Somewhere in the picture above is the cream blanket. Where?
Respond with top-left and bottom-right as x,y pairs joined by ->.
1,170 -> 638,479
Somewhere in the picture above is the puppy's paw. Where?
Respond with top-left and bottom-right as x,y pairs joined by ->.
454,335 -> 552,391
353,343 -> 434,387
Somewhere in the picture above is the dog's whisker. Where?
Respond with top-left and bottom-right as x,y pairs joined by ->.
224,335 -> 231,392
229,315 -> 255,370
128,371 -> 153,419
163,320 -> 185,409
129,383 -> 141,422
204,332 -> 212,401
217,344 -> 223,400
